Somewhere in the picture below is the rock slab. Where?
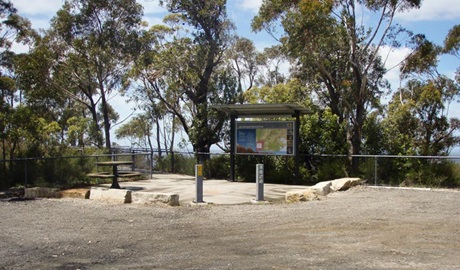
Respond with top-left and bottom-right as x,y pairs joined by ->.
285,177 -> 363,203
311,181 -> 332,196
59,188 -> 90,199
24,187 -> 61,199
330,178 -> 362,191
286,189 -> 321,203
131,192 -> 179,206
89,187 -> 132,204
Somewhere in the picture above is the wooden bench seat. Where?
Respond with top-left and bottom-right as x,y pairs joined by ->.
87,171 -> 142,179
117,171 -> 143,178
87,172 -> 115,178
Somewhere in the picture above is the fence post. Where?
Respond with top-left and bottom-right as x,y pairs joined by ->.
96,156 -> 99,172
171,151 -> 175,173
131,151 -> 135,171
150,151 -> 153,178
24,159 -> 28,187
374,156 -> 378,186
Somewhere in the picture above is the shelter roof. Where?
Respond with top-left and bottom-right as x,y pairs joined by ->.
211,103 -> 311,118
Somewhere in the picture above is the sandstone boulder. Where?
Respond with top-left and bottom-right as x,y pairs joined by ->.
330,178 -> 362,192
286,189 -> 321,203
311,181 -> 332,196
89,187 -> 132,204
24,187 -> 61,199
131,192 -> 179,206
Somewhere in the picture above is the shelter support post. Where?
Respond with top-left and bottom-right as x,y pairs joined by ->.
230,115 -> 236,182
294,112 -> 301,185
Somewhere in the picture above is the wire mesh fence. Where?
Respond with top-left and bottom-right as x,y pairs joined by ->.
1,151 -> 460,189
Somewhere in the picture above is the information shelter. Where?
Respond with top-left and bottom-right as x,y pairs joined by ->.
212,104 -> 311,184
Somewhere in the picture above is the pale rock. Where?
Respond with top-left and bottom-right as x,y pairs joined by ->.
311,181 -> 332,196
330,178 -> 362,192
131,192 -> 179,206
24,187 -> 61,198
89,187 -> 132,204
286,189 -> 321,203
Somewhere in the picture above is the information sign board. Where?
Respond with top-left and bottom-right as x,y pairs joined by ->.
235,121 -> 295,155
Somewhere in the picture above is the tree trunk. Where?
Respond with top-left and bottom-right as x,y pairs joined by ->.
349,96 -> 365,175
194,143 -> 211,164
100,90 -> 112,151
169,116 -> 175,154
156,119 -> 162,157
87,102 -> 103,148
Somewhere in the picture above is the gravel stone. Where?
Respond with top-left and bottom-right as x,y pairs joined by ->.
1,186 -> 459,269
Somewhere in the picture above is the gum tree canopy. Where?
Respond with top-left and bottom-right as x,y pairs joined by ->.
252,0 -> 421,171
136,0 -> 237,160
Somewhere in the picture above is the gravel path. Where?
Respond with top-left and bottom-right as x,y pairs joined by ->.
1,186 -> 459,269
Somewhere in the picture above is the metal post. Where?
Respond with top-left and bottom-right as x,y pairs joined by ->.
256,164 -> 264,201
171,151 -> 175,173
24,159 -> 28,187
150,151 -> 153,178
374,156 -> 378,186
96,156 -> 99,172
294,112 -> 300,185
195,164 -> 204,203
230,115 -> 236,181
131,151 -> 135,171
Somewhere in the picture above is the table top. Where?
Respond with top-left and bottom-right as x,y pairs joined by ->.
96,161 -> 133,166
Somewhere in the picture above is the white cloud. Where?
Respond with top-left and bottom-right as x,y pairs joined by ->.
11,0 -> 166,30
12,0 -> 63,16
139,0 -> 166,15
237,0 -> 262,13
378,45 -> 413,91
396,0 -> 460,21
11,0 -> 62,30
10,42 -> 31,54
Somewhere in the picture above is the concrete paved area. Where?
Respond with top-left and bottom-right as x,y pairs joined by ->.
100,173 -> 309,205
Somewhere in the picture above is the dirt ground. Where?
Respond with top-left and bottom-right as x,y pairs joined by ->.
1,186 -> 459,270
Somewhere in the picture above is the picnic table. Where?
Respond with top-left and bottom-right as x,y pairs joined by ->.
87,160 -> 142,189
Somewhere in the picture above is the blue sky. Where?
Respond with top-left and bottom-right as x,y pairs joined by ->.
10,0 -> 459,89
9,0 -> 460,147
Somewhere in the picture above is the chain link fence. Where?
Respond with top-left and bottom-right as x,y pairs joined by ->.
1,151 -> 460,189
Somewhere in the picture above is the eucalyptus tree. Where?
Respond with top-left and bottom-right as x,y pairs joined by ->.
444,25 -> 460,81
255,45 -> 287,87
384,30 -> 460,156
252,0 -> 421,171
115,114 -> 154,150
0,0 -> 34,161
226,36 -> 259,104
133,0 -> 237,161
33,0 -> 145,150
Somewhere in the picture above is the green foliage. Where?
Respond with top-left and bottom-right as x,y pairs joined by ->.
401,160 -> 460,188
315,156 -> 348,182
252,0 -> 415,174
235,155 -> 307,184
0,147 -> 102,189
133,0 -> 236,158
115,114 -> 153,149
154,153 -> 195,175
203,154 -> 230,179
2,1 -> 460,190
443,25 -> 460,57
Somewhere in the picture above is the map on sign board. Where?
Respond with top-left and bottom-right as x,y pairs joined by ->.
236,121 -> 294,155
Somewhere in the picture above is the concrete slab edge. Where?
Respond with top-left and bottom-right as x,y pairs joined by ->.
190,201 -> 212,206
250,199 -> 270,204
367,186 -> 431,191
